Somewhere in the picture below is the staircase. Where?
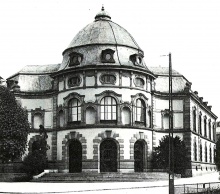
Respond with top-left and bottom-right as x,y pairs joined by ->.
32,172 -> 172,182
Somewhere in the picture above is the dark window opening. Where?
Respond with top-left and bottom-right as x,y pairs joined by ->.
101,74 -> 116,84
68,76 -> 81,87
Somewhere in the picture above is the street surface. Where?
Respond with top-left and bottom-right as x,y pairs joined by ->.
0,172 -> 219,194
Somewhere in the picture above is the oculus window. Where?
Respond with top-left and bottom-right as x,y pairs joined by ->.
101,49 -> 115,63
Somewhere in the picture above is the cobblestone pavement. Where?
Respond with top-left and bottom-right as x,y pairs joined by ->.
0,172 -> 219,194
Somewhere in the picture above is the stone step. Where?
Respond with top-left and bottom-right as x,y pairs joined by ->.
33,172 -> 171,182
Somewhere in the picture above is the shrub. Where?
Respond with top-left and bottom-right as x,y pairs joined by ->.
21,150 -> 48,176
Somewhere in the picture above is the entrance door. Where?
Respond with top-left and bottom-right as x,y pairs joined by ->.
134,140 -> 145,172
100,139 -> 117,172
69,140 -> 82,173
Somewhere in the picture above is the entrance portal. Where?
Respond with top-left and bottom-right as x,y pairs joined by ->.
69,140 -> 82,173
100,139 -> 117,172
134,140 -> 145,172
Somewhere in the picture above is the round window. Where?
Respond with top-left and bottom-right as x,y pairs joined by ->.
105,53 -> 111,60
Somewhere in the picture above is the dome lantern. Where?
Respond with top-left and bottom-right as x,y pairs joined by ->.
95,6 -> 111,21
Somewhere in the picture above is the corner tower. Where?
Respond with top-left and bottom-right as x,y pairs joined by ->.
50,7 -> 155,173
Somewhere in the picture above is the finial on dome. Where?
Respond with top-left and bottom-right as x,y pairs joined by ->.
95,6 -> 111,20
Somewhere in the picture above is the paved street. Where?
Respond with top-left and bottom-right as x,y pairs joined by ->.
0,172 -> 219,194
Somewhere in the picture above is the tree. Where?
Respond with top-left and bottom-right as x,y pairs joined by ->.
0,86 -> 30,163
152,135 -> 190,175
214,137 -> 220,170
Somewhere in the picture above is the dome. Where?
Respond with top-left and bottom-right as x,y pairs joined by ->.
64,8 -> 142,52
59,7 -> 149,72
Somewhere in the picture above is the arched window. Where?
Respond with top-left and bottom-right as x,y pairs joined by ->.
194,140 -> 197,161
210,145 -> 212,163
100,96 -> 117,121
68,98 -> 81,122
213,124 -> 215,141
200,143 -> 202,162
198,114 -> 202,135
33,113 -> 43,129
205,143 -> 207,162
147,110 -> 152,128
204,117 -> 207,137
209,120 -> 211,139
135,99 -> 146,123
193,109 -> 196,132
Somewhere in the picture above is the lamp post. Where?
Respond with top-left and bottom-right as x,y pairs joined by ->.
168,52 -> 174,194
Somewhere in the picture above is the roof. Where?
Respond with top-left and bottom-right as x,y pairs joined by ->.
7,64 -> 60,92
18,64 -> 60,74
148,66 -> 188,93
148,66 -> 181,76
64,7 -> 142,53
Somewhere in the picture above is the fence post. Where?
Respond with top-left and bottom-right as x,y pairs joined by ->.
184,184 -> 185,193
197,183 -> 198,193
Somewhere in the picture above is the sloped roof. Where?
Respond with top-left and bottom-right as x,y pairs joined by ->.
18,64 -> 60,74
7,64 -> 60,92
148,66 -> 181,76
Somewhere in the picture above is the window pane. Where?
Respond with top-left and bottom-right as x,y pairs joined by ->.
101,105 -> 104,113
72,107 -> 77,114
101,112 -> 104,120
107,97 -> 111,104
112,113 -> 116,120
112,106 -> 116,113
112,98 -> 116,105
108,113 -> 111,120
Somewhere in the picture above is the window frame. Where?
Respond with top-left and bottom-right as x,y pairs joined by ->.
68,98 -> 81,123
100,96 -> 117,122
135,98 -> 146,124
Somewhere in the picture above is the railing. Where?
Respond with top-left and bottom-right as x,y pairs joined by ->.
175,182 -> 220,194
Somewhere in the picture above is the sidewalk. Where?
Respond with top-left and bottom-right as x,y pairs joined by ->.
0,172 -> 219,194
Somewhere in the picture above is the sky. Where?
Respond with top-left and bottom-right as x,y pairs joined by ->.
0,0 -> 220,118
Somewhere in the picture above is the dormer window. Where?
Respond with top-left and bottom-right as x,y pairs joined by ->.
130,53 -> 143,66
101,49 -> 115,63
69,52 -> 83,66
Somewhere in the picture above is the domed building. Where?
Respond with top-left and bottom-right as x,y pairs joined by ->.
7,7 -> 217,176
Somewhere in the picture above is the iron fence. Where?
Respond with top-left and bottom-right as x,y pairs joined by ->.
174,182 -> 220,194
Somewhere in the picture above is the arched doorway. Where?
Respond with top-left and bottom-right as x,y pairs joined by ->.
69,140 -> 82,173
100,139 -> 117,172
134,140 -> 145,172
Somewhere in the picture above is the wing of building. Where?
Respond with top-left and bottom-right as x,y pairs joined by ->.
6,7 -> 217,177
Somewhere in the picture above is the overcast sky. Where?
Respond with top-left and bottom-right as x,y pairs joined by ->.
1,0 -> 220,118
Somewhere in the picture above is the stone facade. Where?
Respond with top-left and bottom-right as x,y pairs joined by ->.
6,8 -> 217,176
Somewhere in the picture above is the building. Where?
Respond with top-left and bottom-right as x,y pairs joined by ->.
6,7 -> 217,177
